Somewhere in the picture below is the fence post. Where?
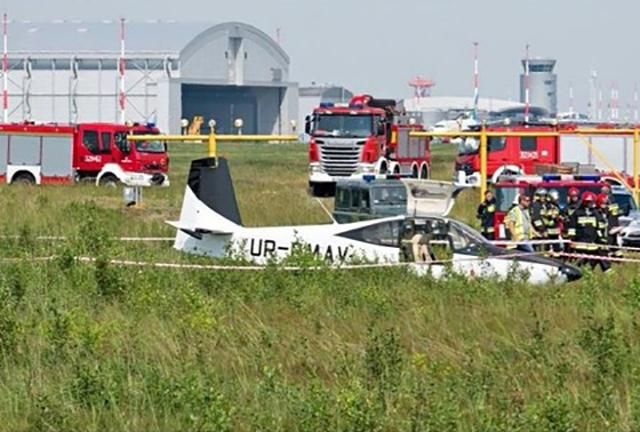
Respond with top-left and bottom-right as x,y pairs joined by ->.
480,122 -> 488,201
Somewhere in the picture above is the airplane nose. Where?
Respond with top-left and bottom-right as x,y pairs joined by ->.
561,264 -> 582,282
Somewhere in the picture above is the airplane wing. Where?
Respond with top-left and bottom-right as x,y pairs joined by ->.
166,220 -> 233,238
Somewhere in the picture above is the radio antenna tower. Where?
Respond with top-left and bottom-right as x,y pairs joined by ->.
589,70 -> 598,120
569,82 -> 574,114
524,44 -> 531,123
634,84 -> 638,123
473,42 -> 479,120
408,76 -> 435,100
2,13 -> 8,123
118,18 -> 126,124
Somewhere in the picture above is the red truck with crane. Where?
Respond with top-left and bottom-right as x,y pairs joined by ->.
305,94 -> 431,196
454,122 -> 636,187
0,122 -> 169,186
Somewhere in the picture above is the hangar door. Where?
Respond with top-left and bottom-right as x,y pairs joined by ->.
182,85 -> 257,134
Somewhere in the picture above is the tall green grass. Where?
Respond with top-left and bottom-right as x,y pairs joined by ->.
1,141 -> 638,430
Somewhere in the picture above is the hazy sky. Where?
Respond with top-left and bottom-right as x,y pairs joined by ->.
4,0 -> 637,113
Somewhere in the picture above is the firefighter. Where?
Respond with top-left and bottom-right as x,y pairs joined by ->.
531,188 -> 547,247
601,184 -> 620,218
476,190 -> 497,240
504,194 -> 534,252
562,187 -> 581,237
544,189 -> 563,255
598,192 -> 623,259
567,191 -> 612,273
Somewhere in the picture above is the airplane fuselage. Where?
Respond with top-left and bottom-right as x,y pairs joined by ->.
174,221 -> 400,264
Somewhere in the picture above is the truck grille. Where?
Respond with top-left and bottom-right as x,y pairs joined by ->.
317,139 -> 365,177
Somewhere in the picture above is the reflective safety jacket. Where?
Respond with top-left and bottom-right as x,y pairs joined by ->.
568,207 -> 604,250
505,205 -> 532,243
531,200 -> 546,236
476,199 -> 497,234
543,202 -> 562,236
562,201 -> 581,234
596,208 -> 609,240
607,197 -> 620,218
606,202 -> 620,233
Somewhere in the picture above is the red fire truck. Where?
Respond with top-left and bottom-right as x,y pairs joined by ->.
492,174 -> 607,239
454,122 -> 634,186
305,94 -> 431,196
0,122 -> 169,186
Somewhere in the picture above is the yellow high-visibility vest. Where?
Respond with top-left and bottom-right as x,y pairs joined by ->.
505,206 -> 532,243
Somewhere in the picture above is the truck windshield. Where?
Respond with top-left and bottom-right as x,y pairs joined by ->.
613,193 -> 637,216
372,186 -> 407,206
457,136 -> 507,155
131,131 -> 166,153
457,137 -> 479,155
135,140 -> 166,153
313,114 -> 373,138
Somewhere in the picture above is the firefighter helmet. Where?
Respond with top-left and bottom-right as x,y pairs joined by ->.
549,189 -> 560,202
535,188 -> 548,197
582,191 -> 596,203
568,187 -> 580,197
596,193 -> 609,207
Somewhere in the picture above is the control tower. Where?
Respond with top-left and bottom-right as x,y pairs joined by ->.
520,58 -> 557,115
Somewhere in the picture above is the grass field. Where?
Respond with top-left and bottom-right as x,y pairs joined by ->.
2,143 -> 640,430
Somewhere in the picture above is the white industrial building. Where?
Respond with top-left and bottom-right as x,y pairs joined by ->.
297,84 -> 353,135
3,20 -> 298,134
400,96 -> 525,126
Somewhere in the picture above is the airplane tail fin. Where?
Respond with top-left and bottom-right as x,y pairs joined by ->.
187,157 -> 242,225
169,157 -> 242,243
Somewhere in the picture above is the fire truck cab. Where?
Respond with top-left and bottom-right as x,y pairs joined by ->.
0,122 -> 169,186
455,124 -> 558,185
306,94 -> 431,196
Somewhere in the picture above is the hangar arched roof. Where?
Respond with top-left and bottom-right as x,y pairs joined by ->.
181,22 -> 289,69
8,20 -> 287,66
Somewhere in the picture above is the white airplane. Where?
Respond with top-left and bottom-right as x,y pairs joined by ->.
167,157 -> 582,285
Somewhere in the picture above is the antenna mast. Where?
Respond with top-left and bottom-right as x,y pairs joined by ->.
118,18 -> 126,124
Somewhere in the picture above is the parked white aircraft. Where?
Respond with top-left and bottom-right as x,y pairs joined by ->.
168,157 -> 582,284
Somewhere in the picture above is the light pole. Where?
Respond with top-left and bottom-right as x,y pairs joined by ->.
234,118 -> 244,135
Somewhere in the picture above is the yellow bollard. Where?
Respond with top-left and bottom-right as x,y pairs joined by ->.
479,123 -> 488,201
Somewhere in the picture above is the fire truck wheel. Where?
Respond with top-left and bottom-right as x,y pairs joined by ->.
420,164 -> 429,179
11,172 -> 36,185
99,174 -> 120,188
392,164 -> 400,175
311,183 -> 333,197
411,165 -> 419,178
377,161 -> 388,175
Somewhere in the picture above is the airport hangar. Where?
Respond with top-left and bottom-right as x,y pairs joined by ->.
5,21 -> 298,134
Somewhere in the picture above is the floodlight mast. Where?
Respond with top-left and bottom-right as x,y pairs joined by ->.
2,13 -> 8,123
119,18 -> 126,124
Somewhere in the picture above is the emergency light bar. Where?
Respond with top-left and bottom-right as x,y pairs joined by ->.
574,175 -> 601,181
361,174 -> 409,183
319,102 -> 334,108
541,174 -> 601,182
